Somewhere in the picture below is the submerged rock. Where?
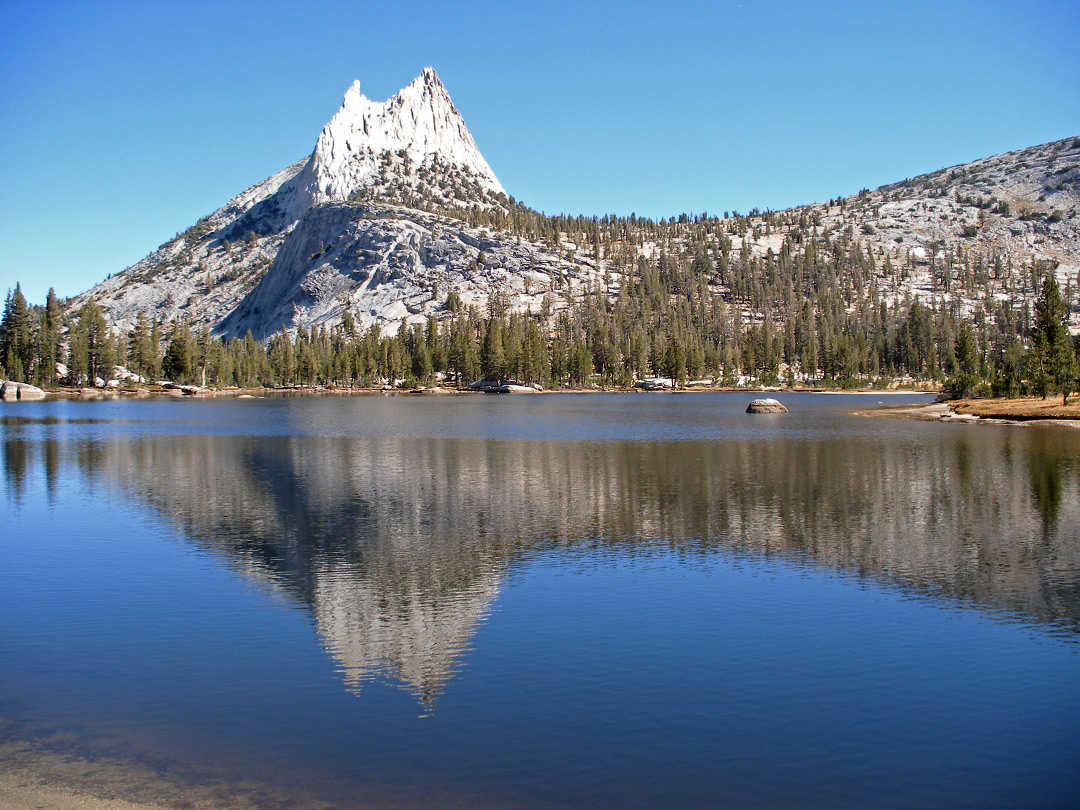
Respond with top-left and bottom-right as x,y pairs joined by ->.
746,398 -> 788,413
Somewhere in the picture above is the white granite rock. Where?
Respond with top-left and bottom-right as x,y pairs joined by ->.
746,398 -> 788,413
0,381 -> 46,401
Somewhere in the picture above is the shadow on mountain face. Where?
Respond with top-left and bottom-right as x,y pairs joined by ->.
223,191 -> 294,243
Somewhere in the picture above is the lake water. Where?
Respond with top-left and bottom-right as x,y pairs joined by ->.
2,392 -> 1079,808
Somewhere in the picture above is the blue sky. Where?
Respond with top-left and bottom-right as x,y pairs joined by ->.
1,0 -> 1078,304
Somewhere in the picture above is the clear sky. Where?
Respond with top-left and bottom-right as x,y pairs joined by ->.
1,0 -> 1078,304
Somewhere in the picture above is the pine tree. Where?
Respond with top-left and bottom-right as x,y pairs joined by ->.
67,315 -> 89,385
1,283 -> 32,381
568,341 -> 592,386
946,321 -> 979,398
663,336 -> 687,386
127,312 -> 154,382
1051,329 -> 1078,405
67,298 -> 111,385
1029,274 -> 1072,402
481,318 -> 505,379
163,320 -> 194,383
149,318 -> 163,379
37,288 -> 62,386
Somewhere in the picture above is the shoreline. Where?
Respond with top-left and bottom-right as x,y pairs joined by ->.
0,722 -> 501,810
856,398 -> 1080,427
0,733 -> 261,810
13,384 -> 1078,427
10,384 -> 941,402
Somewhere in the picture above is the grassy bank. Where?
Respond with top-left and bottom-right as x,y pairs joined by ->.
950,397 -> 1080,420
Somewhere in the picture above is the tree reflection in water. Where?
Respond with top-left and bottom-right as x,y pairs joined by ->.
3,411 -> 1079,703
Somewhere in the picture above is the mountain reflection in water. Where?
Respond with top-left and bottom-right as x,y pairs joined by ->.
5,407 -> 1078,703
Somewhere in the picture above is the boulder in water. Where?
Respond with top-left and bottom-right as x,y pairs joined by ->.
746,398 -> 788,413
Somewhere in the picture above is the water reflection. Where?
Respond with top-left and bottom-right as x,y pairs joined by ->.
3,438 -> 30,503
4,417 -> 1080,703
1027,430 -> 1069,540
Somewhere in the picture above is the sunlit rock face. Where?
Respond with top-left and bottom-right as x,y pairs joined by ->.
75,68 -> 601,339
294,67 -> 505,211
215,202 -> 576,340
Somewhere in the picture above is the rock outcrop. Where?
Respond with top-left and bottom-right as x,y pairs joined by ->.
468,377 -> 539,393
72,68 -> 614,340
0,381 -> 47,401
293,67 -> 504,212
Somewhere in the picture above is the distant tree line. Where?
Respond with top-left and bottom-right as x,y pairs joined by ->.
3,205 -> 1078,402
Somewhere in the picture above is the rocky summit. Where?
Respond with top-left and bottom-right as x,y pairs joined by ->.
75,68 -> 552,340
72,70 -> 1080,343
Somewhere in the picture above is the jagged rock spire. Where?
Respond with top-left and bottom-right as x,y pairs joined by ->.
290,68 -> 504,213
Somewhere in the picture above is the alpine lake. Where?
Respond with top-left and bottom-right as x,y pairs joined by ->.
2,392 -> 1078,809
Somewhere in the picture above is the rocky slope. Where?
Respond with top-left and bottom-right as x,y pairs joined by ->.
218,202 -> 579,339
738,137 -> 1080,317
74,68 -> 579,339
72,67 -> 1080,339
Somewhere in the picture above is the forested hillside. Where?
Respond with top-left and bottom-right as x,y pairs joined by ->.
3,131 -> 1078,399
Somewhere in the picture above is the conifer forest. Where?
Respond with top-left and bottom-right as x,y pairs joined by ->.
3,200 -> 1078,403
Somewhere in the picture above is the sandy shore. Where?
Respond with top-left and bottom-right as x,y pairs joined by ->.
0,728 -> 501,810
854,402 -> 957,421
0,736 -> 279,810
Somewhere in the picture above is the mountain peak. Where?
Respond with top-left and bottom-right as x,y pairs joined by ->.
343,78 -> 363,103
418,65 -> 442,87
293,69 -> 503,209
393,67 -> 455,116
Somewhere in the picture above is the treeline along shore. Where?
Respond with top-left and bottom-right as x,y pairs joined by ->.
2,219 -> 1078,405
